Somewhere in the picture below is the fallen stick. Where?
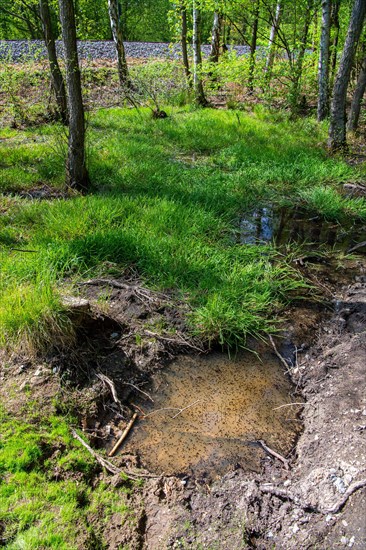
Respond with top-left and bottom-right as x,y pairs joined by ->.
144,330 -> 205,353
273,402 -> 307,410
268,335 -> 291,372
108,412 -> 138,457
172,399 -> 201,418
96,373 -> 123,409
123,382 -> 154,402
257,439 -> 290,470
71,429 -> 121,475
71,428 -> 157,479
324,478 -> 366,514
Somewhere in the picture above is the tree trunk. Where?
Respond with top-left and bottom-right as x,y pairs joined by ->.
317,0 -> 331,121
329,0 -> 341,90
265,0 -> 282,80
347,54 -> 366,131
58,0 -> 89,191
209,11 -> 223,62
108,0 -> 129,88
329,0 -> 366,151
181,4 -> 191,86
248,0 -> 260,93
289,0 -> 314,113
39,0 -> 68,124
193,2 -> 207,106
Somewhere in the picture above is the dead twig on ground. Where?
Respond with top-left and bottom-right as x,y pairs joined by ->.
78,278 -> 169,303
71,428 -> 122,475
96,372 -> 123,410
122,382 -> 154,402
108,412 -> 138,457
72,428 -> 158,479
257,439 -> 290,470
324,478 -> 366,514
144,329 -> 205,353
273,402 -> 307,410
172,399 -> 201,418
268,335 -> 291,373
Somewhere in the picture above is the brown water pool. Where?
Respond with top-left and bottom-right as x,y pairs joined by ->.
122,352 -> 301,479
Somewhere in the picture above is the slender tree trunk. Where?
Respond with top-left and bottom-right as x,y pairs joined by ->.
329,0 -> 341,90
58,0 -> 89,191
193,2 -> 207,106
289,0 -> 314,113
329,0 -> 366,151
108,0 -> 129,88
347,54 -> 366,131
39,0 -> 68,124
209,11 -> 223,62
317,0 -> 331,121
265,0 -> 282,80
248,0 -> 260,93
181,4 -> 191,86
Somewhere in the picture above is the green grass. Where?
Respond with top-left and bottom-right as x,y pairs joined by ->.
0,106 -> 365,350
0,404 -> 132,548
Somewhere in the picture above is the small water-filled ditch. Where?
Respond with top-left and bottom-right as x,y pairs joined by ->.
122,352 -> 301,479
239,205 -> 366,251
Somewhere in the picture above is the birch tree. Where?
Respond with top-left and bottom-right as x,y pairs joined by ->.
317,0 -> 331,121
39,0 -> 68,124
209,11 -> 223,62
58,0 -> 89,190
180,4 -> 191,85
329,0 -> 366,151
193,1 -> 207,105
264,0 -> 282,80
108,0 -> 130,88
248,0 -> 260,93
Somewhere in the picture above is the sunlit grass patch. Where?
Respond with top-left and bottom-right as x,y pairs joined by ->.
0,107 -> 364,351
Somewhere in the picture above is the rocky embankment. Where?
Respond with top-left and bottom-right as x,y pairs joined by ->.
0,39 -> 250,62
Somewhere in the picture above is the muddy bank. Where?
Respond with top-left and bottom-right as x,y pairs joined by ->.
1,260 -> 365,549
130,272 -> 366,550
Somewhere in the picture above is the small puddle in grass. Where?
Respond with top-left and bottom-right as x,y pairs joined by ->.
239,206 -> 366,251
122,352 -> 301,479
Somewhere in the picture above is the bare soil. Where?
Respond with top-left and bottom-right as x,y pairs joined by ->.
1,259 -> 365,549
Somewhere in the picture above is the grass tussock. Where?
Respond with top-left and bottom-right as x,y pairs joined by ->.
0,107 -> 365,350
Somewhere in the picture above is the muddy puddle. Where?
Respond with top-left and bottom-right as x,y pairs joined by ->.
239,205 -> 366,251
122,352 -> 301,479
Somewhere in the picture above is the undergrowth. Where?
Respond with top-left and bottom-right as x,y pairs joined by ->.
0,107 -> 365,351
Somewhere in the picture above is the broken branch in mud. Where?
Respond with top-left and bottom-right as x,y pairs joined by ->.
257,439 -> 290,470
272,402 -> 307,410
172,399 -> 201,418
122,382 -> 154,402
108,412 -> 138,457
324,478 -> 366,514
78,278 -> 169,303
259,483 -> 317,512
96,372 -> 124,411
143,399 -> 201,419
268,335 -> 291,372
71,428 -> 122,475
143,329 -> 205,353
71,428 -> 158,480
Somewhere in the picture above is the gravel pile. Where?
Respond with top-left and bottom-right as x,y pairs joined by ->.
0,40 -> 251,62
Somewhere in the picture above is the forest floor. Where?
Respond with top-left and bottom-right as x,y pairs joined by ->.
1,100 -> 366,548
